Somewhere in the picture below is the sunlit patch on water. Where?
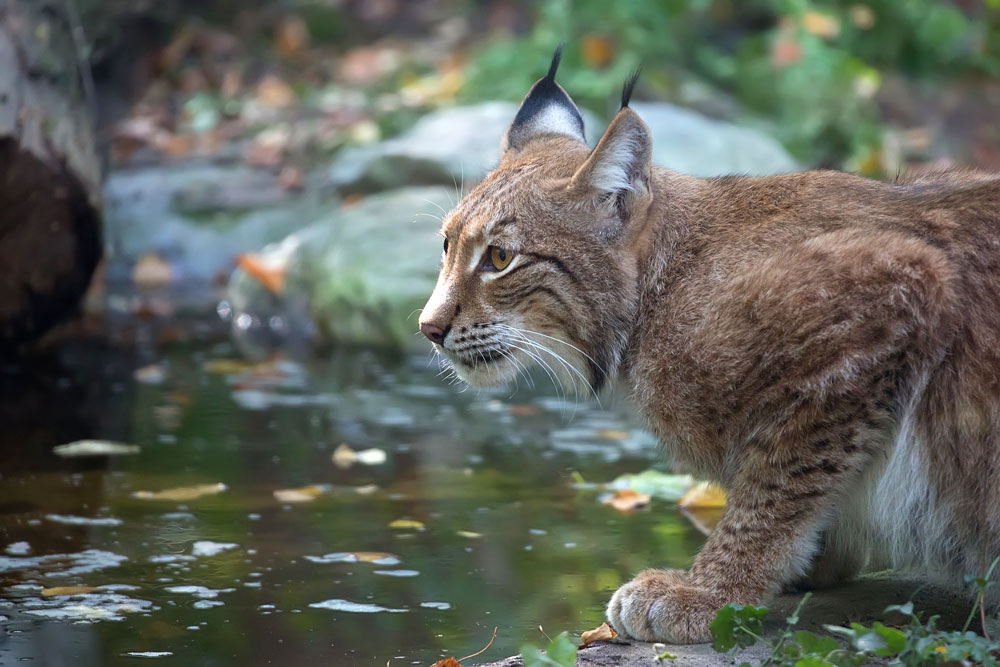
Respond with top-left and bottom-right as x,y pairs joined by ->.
0,549 -> 128,577
373,569 -> 419,577
45,514 -> 124,527
125,652 -> 173,658
189,541 -> 239,557
308,599 -> 407,613
19,592 -> 154,622
163,585 -> 235,599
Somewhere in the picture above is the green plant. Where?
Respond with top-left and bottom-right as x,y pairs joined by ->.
709,558 -> 1000,666
520,631 -> 578,667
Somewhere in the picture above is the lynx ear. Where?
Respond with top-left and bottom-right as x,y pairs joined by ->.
571,71 -> 651,222
502,46 -> 586,155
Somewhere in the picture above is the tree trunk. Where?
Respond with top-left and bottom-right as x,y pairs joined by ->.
0,0 -> 102,349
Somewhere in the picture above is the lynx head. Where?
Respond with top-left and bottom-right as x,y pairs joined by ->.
419,48 -> 654,394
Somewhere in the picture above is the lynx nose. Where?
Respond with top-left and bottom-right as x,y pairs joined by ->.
420,321 -> 448,344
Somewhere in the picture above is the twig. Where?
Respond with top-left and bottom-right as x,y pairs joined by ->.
538,625 -> 553,642
458,626 -> 498,662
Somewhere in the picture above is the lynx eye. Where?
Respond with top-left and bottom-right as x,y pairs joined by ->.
489,246 -> 514,271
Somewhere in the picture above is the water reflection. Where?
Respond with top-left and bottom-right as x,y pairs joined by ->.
0,337 -> 706,665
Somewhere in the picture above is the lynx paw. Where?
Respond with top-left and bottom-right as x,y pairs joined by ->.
606,569 -> 720,644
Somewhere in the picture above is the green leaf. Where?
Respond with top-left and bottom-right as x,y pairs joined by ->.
545,633 -> 578,667
794,630 -> 840,656
710,604 -> 768,652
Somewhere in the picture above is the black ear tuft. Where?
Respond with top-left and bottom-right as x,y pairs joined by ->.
546,44 -> 565,80
503,46 -> 586,152
620,65 -> 642,109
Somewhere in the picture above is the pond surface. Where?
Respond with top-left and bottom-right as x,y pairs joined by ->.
0,326 -> 708,666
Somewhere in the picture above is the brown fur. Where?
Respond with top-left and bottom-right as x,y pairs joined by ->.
419,86 -> 1000,644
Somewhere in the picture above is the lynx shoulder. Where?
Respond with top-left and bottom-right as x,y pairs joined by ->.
419,49 -> 1000,644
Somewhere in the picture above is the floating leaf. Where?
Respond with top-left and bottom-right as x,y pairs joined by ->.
606,470 -> 694,501
53,440 -> 140,457
430,659 -> 461,667
332,444 -> 387,468
273,485 -> 330,503
602,489 -> 651,513
681,508 -> 725,535
42,586 -> 97,597
456,530 -> 482,539
388,519 -> 425,531
202,359 -> 255,375
132,483 -> 228,502
581,622 -> 617,646
678,481 -> 727,509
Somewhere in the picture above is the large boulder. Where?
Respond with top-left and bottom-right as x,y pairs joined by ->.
630,101 -> 800,177
327,102 -> 604,193
225,186 -> 452,353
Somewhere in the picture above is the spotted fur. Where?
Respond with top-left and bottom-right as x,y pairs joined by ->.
419,56 -> 1000,643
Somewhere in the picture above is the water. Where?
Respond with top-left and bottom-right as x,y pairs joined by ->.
0,331 -> 708,665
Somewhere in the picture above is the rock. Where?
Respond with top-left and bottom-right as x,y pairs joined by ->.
630,102 -> 800,177
327,102 -> 603,193
475,573 -> 981,666
225,186 -> 453,353
103,164 -> 334,286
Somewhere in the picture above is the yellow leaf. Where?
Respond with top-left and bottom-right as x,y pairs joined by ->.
581,621 -> 618,646
202,359 -> 254,375
332,444 -> 386,468
802,11 -> 841,39
273,485 -> 328,503
602,489 -> 651,513
456,530 -> 482,539
388,519 -> 425,531
678,481 -> 727,509
42,586 -> 97,596
132,483 -> 228,502
353,552 -> 397,563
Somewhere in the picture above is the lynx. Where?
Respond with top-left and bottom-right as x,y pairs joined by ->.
418,49 -> 1000,643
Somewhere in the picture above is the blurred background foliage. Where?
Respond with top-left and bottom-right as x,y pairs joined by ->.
97,0 -> 1000,180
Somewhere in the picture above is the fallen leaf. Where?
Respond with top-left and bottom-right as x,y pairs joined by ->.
681,507 -> 725,536
273,485 -> 330,503
237,253 -> 286,294
388,519 -> 425,531
802,11 -> 841,39
274,15 -> 309,58
255,74 -> 297,108
202,359 -> 255,375
456,530 -> 482,539
132,253 -> 173,288
132,483 -> 228,502
42,586 -> 97,596
430,659 -> 461,667
53,440 -> 140,457
678,481 -> 727,509
354,484 -> 379,495
602,489 -> 651,513
581,621 -> 617,646
332,444 -> 387,468
606,470 -> 694,500
353,552 -> 398,563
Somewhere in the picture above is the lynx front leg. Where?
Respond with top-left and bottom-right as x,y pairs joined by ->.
608,404 -> 890,643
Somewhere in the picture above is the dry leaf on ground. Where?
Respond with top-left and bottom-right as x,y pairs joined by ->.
430,658 -> 461,667
581,621 -> 618,646
132,483 -> 228,502
602,489 -> 652,513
